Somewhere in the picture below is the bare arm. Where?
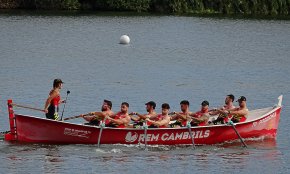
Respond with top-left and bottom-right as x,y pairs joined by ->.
129,112 -> 154,121
44,91 -> 58,112
149,116 -> 171,127
191,114 -> 209,123
230,109 -> 248,117
108,115 -> 131,125
129,112 -> 144,121
176,113 -> 188,121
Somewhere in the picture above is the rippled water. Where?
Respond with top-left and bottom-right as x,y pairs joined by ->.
0,13 -> 290,173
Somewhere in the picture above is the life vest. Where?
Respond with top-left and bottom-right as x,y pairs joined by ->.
147,114 -> 168,128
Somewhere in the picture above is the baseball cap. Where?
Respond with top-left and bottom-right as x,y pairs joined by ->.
237,96 -> 246,102
145,101 -> 156,108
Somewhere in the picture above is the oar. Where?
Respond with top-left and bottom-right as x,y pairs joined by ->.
97,118 -> 107,148
186,121 -> 195,149
63,115 -> 83,121
11,103 -> 45,112
60,90 -> 70,121
63,112 -> 94,121
143,120 -> 148,150
228,121 -> 247,148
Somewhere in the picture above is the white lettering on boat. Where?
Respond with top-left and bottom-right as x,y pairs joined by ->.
125,130 -> 210,143
252,112 -> 276,128
63,128 -> 91,139
258,112 -> 276,124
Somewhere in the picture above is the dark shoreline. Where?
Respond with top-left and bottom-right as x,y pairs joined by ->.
0,9 -> 290,21
0,0 -> 289,19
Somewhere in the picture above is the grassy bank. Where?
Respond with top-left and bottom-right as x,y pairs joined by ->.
0,0 -> 289,16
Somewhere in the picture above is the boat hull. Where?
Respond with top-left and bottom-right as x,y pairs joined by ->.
5,106 -> 281,145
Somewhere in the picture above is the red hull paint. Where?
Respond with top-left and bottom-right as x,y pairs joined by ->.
5,106 -> 281,146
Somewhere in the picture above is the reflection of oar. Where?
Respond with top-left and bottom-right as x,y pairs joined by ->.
186,121 -> 195,149
11,103 -> 45,112
97,118 -> 107,148
143,120 -> 148,150
60,90 -> 70,121
228,121 -> 247,148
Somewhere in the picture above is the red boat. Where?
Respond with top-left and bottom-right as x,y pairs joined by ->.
4,96 -> 283,146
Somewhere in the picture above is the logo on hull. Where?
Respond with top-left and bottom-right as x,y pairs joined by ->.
125,132 -> 138,142
125,130 -> 210,143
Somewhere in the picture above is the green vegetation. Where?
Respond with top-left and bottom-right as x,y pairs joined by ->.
0,0 -> 289,15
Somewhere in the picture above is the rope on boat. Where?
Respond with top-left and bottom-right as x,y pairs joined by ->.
11,103 -> 45,112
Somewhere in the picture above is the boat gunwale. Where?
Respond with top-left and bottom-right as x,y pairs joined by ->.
13,105 -> 281,130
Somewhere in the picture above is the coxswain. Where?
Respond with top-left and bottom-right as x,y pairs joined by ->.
129,101 -> 157,128
170,100 -> 193,128
218,96 -> 248,123
211,94 -> 236,124
82,99 -> 114,126
146,103 -> 171,128
189,100 -> 210,126
105,102 -> 131,128
44,79 -> 65,120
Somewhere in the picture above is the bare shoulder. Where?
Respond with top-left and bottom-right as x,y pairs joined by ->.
49,90 -> 59,97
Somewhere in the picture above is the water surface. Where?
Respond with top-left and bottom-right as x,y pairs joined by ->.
0,13 -> 290,173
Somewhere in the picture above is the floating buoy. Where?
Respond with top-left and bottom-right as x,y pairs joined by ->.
120,35 -> 130,44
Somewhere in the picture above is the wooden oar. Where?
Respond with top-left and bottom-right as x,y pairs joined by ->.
11,103 -> 45,112
228,121 -> 247,148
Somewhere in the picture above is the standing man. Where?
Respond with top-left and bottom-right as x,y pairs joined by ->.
105,102 -> 131,128
82,99 -> 114,126
44,79 -> 65,120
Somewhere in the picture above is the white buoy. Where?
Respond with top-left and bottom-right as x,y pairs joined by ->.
119,35 -> 130,44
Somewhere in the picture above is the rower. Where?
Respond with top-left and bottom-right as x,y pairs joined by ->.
211,94 -> 236,124
129,101 -> 157,128
170,100 -> 193,128
82,99 -> 114,126
44,79 -> 66,120
218,96 -> 248,123
146,103 -> 171,128
189,100 -> 210,126
105,102 -> 131,128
